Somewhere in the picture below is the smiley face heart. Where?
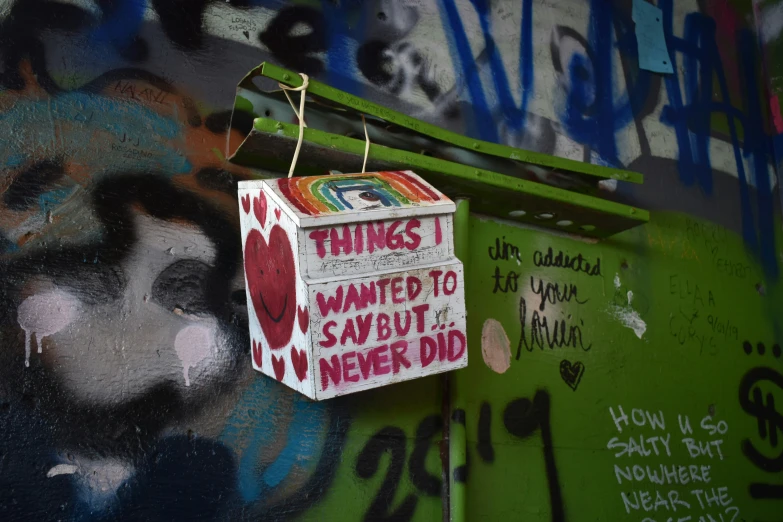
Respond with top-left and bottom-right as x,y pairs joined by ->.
271,353 -> 286,381
244,226 -> 296,349
252,339 -> 262,368
253,192 -> 267,228
297,306 -> 309,333
241,194 -> 251,214
291,346 -> 307,381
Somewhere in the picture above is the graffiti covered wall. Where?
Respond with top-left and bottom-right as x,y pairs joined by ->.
461,212 -> 782,521
754,0 -> 783,193
0,0 -> 780,520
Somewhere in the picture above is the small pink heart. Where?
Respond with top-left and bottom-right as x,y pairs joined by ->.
241,194 -> 251,214
252,339 -> 262,368
271,354 -> 285,381
297,306 -> 309,333
274,208 -> 281,221
291,346 -> 308,381
253,192 -> 267,228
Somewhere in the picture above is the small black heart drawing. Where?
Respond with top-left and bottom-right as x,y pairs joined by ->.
560,359 -> 585,391
242,30 -> 250,40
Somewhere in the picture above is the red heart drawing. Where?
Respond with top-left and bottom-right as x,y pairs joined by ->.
241,194 -> 251,214
252,339 -> 262,368
253,192 -> 267,228
274,207 -> 281,221
271,353 -> 286,381
291,346 -> 308,381
297,306 -> 309,333
244,226 -> 297,349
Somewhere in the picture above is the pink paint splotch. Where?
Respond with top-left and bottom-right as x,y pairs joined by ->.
771,95 -> 783,133
174,324 -> 213,386
17,290 -> 79,367
708,0 -> 743,98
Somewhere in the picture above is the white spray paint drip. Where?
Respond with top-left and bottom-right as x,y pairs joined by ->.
17,290 -> 79,367
610,305 -> 647,339
174,324 -> 213,386
47,456 -> 133,508
598,178 -> 618,192
73,456 -> 133,509
610,275 -> 643,336
47,464 -> 79,478
79,458 -> 132,496
760,3 -> 783,43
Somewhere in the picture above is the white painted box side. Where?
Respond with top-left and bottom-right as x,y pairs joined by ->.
239,185 -> 316,398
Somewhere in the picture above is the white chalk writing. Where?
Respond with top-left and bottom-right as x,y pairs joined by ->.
606,405 -> 740,521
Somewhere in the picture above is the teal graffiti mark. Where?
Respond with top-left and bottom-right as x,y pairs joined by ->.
220,378 -> 328,502
0,91 -> 191,175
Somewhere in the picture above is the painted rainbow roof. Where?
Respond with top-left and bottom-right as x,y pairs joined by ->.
242,171 -> 454,227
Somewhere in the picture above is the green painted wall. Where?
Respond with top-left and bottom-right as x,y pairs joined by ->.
455,211 -> 782,521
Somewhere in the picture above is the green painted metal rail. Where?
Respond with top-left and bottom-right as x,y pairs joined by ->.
229,62 -> 649,238
230,117 -> 648,239
254,62 -> 643,185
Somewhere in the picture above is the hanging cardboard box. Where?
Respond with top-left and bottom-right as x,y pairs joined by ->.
238,170 -> 467,399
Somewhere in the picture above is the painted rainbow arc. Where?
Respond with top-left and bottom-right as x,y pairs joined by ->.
277,171 -> 441,216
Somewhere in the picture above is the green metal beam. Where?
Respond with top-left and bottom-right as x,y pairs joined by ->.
230,117 -> 648,238
250,117 -> 647,221
256,62 -> 643,185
